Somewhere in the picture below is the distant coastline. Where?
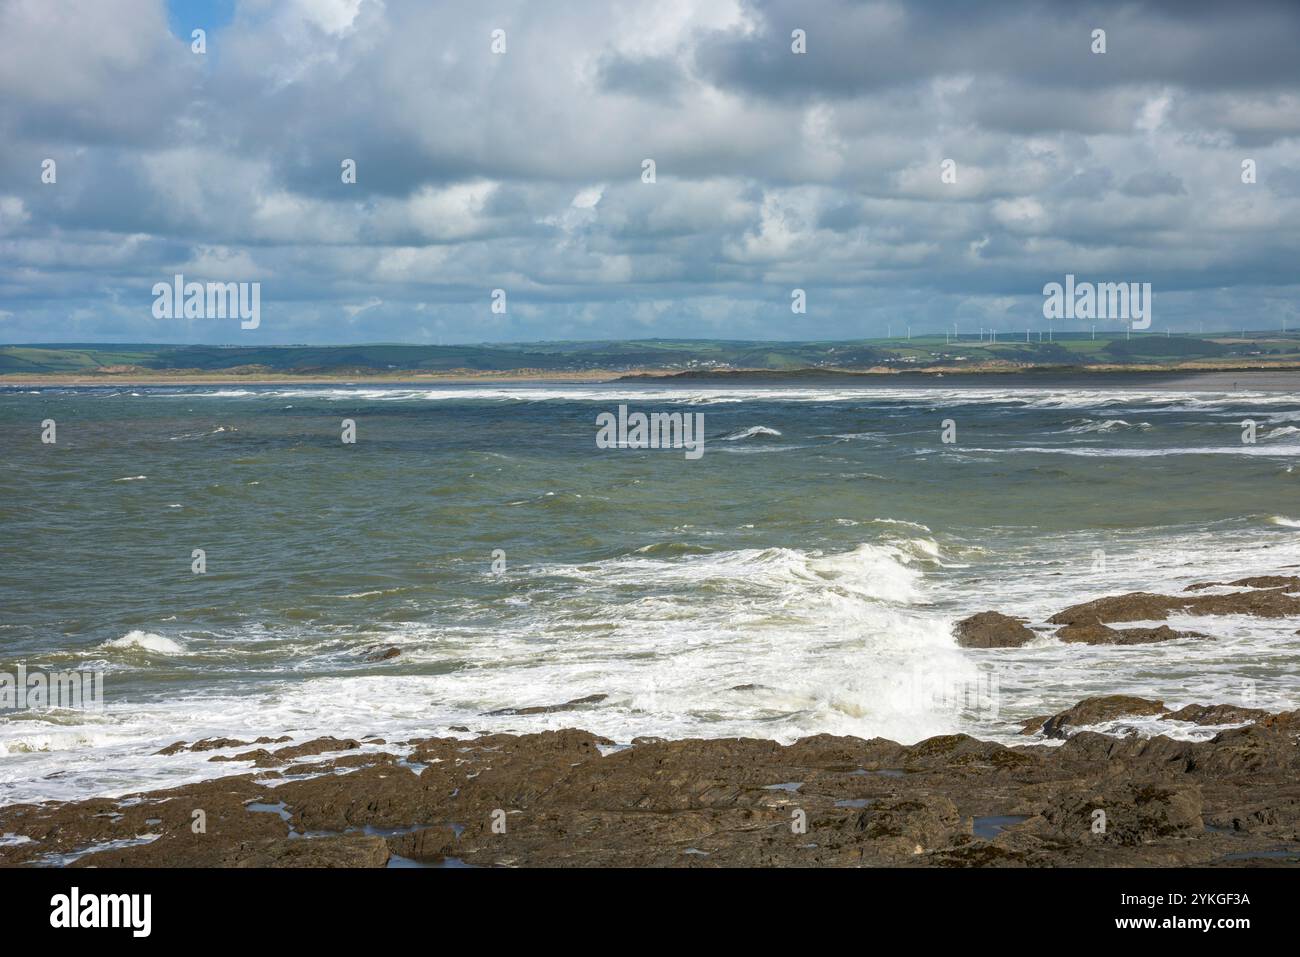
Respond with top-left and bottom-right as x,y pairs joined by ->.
5,365 -> 1300,391
5,334 -> 1300,387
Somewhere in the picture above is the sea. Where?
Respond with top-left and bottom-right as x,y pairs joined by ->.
2,376 -> 1298,804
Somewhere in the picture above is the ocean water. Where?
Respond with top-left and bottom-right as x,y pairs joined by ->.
2,380 -> 1299,804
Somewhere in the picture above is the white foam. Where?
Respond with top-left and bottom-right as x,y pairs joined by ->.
1060,419 -> 1152,434
0,539 -> 983,803
1264,426 -> 1300,440
722,425 -> 782,440
99,631 -> 187,655
960,445 -> 1300,458
153,385 -> 1299,410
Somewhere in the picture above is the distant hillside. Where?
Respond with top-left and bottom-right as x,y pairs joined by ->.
2,333 -> 1299,377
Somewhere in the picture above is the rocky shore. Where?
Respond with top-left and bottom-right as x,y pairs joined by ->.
1,694 -> 1296,868
2,574 -> 1297,868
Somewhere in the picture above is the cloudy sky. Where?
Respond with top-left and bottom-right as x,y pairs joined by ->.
1,0 -> 1298,344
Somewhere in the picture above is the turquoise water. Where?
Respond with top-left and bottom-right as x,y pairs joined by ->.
1,380 -> 1299,803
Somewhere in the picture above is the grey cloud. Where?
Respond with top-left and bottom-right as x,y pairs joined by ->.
0,0 -> 1297,344
1121,171 -> 1187,196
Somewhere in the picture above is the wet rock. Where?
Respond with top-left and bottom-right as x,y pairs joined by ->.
928,843 -> 1041,867
209,749 -> 272,764
1163,704 -> 1269,726
274,737 -> 362,760
1205,795 -> 1300,833
386,825 -> 459,863
1035,696 -> 1168,739
1055,623 -> 1206,645
1020,715 -> 1050,736
234,835 -> 390,868
1189,589 -> 1300,618
1256,710 -> 1300,733
901,733 -> 1038,771
484,694 -> 608,717
210,736 -> 364,767
1042,783 -> 1203,846
4,700 -> 1300,868
365,647 -> 401,662
953,611 -> 1036,648
156,736 -> 290,756
1186,575 -> 1300,591
1050,586 -> 1300,626
853,795 -> 964,857
1048,592 -> 1185,625
1187,725 -> 1297,776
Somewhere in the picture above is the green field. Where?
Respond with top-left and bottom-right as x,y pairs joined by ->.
3,331 -> 1300,377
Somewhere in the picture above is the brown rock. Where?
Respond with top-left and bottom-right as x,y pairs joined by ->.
4,698 -> 1300,868
1055,623 -> 1206,645
1050,585 -> 1300,626
1186,575 -> 1300,591
1190,589 -> 1300,618
1048,592 -> 1184,625
1042,783 -> 1203,846
1162,704 -> 1269,726
157,735 -> 291,756
485,694 -> 608,716
1020,715 -> 1050,736
234,835 -> 390,868
853,795 -> 964,856
1036,695 -> 1168,739
953,611 -> 1036,648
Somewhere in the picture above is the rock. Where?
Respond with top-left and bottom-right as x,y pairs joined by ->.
4,713 -> 1299,868
365,647 -> 401,662
1020,715 -> 1050,736
1162,704 -> 1269,726
386,825 -> 458,863
1188,589 -> 1300,618
1042,783 -> 1203,846
1187,575 -> 1300,591
1200,725 -> 1299,775
156,735 -> 289,755
271,737 -> 361,761
853,795 -> 963,857
953,611 -> 1036,648
1036,696 -> 1168,739
1055,623 -> 1206,645
484,694 -> 608,716
1255,710 -> 1300,733
209,736 -> 364,766
1048,592 -> 1184,625
1050,585 -> 1300,626
233,835 -> 390,868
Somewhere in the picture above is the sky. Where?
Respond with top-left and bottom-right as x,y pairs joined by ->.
1,0 -> 1298,345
